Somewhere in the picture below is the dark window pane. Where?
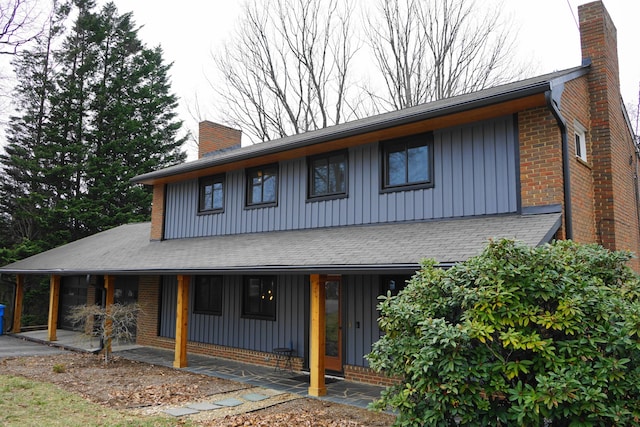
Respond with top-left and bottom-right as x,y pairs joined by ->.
247,166 -> 278,206
193,276 -> 223,315
242,276 -> 276,320
309,152 -> 347,198
382,133 -> 432,189
263,173 -> 276,202
313,159 -> 329,195
199,175 -> 224,212
387,149 -> 406,186
408,144 -> 429,183
213,182 -> 223,209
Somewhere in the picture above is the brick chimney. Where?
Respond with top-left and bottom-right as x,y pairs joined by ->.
198,121 -> 241,158
579,1 -> 640,263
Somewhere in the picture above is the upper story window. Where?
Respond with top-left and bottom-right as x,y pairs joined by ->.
246,164 -> 278,207
381,132 -> 433,191
193,275 -> 223,315
574,121 -> 587,162
308,151 -> 347,199
199,174 -> 224,213
242,276 -> 276,320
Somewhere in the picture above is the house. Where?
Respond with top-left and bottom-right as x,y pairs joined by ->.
1,1 -> 638,396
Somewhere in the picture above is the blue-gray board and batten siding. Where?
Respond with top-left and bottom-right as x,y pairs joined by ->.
163,116 -> 518,239
159,274 -> 385,369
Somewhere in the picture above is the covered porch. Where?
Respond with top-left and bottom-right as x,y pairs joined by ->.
1,211 -> 562,395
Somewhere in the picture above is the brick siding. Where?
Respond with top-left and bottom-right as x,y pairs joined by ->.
518,107 -> 566,239
198,121 -> 241,159
344,365 -> 400,387
562,77 -> 597,244
136,276 -> 161,346
579,1 -> 640,270
150,185 -> 165,241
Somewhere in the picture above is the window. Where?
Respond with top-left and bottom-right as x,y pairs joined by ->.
308,151 -> 347,199
246,164 -> 278,206
381,132 -> 433,190
380,275 -> 411,297
193,276 -> 223,315
574,122 -> 587,162
193,276 -> 222,316
242,276 -> 276,320
199,175 -> 224,213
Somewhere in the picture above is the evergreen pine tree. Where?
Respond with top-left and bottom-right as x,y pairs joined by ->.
0,2 -> 69,253
1,0 -> 186,251
85,3 -> 185,232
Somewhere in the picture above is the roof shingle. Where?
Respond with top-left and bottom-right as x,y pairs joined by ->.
0,213 -> 561,275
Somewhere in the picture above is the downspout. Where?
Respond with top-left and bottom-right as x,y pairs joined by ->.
545,90 -> 574,240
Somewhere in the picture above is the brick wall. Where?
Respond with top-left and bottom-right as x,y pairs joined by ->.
199,121 -> 241,159
518,107 -> 566,239
344,365 -> 400,387
150,185 -> 165,241
561,77 -> 597,244
579,1 -> 640,270
136,276 -> 161,346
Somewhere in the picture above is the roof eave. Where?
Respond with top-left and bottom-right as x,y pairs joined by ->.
132,81 -> 554,185
0,263 -> 433,276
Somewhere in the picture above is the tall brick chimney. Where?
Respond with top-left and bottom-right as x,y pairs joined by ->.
198,121 -> 242,158
579,1 -> 640,264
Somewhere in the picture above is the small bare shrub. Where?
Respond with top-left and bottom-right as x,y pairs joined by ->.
67,303 -> 141,363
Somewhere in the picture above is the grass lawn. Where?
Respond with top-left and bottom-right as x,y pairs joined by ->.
0,375 -> 187,427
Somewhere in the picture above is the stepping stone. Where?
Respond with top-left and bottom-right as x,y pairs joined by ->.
214,397 -> 244,407
242,393 -> 269,402
163,407 -> 200,417
186,402 -> 223,411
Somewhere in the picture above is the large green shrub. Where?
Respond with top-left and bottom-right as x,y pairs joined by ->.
367,239 -> 640,426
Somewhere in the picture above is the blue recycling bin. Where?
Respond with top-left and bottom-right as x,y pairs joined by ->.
0,304 -> 4,335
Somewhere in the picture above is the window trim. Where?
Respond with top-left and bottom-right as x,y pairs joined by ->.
574,121 -> 587,162
245,164 -> 279,208
380,132 -> 434,192
307,150 -> 348,201
198,174 -> 225,214
193,275 -> 223,316
242,276 -> 277,321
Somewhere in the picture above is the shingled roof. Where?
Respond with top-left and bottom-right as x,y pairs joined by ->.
132,64 -> 589,185
0,212 -> 561,275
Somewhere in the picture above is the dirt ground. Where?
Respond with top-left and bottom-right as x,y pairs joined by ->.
0,352 -> 396,426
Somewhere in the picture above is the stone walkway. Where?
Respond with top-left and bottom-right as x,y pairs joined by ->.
10,331 -> 385,410
119,346 -> 383,409
157,386 -> 300,420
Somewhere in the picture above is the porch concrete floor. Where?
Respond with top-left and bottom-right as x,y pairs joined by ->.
12,330 -> 385,410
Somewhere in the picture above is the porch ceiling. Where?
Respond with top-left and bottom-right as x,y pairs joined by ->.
0,212 -> 561,276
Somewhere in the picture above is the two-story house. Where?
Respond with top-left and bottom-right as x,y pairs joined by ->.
2,1 -> 638,396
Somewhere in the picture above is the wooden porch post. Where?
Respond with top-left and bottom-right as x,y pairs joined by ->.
12,274 -> 24,333
104,275 -> 115,353
309,273 -> 327,396
47,275 -> 61,341
174,274 -> 190,368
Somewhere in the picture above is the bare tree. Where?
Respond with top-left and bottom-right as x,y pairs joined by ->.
67,303 -> 141,363
0,0 -> 44,55
213,0 -> 362,143
366,0 -> 523,110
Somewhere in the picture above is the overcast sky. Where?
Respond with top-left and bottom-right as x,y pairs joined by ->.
4,0 -> 639,157
102,0 -> 638,156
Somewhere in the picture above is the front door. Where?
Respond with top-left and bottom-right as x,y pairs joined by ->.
324,276 -> 342,372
